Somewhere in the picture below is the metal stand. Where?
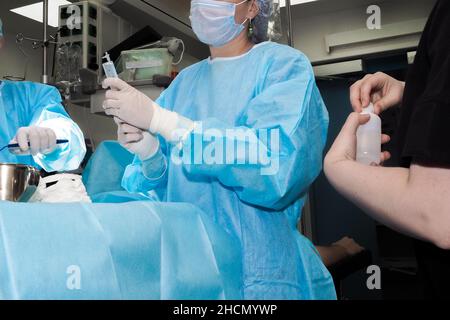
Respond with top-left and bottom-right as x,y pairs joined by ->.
285,0 -> 294,47
15,0 -> 59,84
42,0 -> 49,84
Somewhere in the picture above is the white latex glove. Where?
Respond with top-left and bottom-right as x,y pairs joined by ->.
103,78 -> 154,131
103,78 -> 195,144
115,117 -> 160,161
11,126 -> 57,156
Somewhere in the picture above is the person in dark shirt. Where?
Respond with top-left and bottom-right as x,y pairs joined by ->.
324,0 -> 450,299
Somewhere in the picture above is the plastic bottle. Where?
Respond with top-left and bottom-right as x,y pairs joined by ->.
356,103 -> 382,165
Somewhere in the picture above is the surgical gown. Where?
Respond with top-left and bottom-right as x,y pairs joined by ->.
0,81 -> 86,172
122,42 -> 336,299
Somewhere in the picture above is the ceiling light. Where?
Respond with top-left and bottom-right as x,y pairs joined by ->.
279,0 -> 318,7
11,0 -> 72,28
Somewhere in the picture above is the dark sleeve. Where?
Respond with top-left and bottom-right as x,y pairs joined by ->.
402,0 -> 450,165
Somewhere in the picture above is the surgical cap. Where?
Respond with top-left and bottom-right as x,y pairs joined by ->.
252,0 -> 273,43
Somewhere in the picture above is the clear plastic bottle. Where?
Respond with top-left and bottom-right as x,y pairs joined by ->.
356,103 -> 382,165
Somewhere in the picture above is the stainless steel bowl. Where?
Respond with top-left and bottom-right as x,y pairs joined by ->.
0,164 -> 41,202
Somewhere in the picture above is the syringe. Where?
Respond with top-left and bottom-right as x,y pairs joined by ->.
102,52 -> 118,78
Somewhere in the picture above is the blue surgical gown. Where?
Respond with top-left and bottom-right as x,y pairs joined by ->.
122,42 -> 336,300
0,81 -> 86,172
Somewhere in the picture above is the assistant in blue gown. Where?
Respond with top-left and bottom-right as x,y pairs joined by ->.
120,41 -> 336,300
0,81 -> 86,172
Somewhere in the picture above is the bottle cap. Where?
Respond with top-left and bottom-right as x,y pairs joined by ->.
103,52 -> 112,63
361,103 -> 374,114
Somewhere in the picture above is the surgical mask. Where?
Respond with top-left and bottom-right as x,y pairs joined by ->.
190,0 -> 249,48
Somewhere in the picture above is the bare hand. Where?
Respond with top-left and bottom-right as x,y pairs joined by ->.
324,113 -> 391,168
350,72 -> 405,114
332,237 -> 365,257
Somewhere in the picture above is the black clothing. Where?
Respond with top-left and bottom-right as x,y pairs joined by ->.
397,0 -> 450,300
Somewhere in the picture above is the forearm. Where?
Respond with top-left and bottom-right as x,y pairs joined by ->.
122,149 -> 168,194
181,126 -> 321,210
325,160 -> 433,243
33,117 -> 86,171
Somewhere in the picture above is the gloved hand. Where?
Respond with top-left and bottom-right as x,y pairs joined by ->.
12,126 -> 57,155
103,78 -> 155,131
103,78 -> 195,144
115,117 -> 160,161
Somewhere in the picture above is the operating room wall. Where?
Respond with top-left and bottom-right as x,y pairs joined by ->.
290,0 -> 435,64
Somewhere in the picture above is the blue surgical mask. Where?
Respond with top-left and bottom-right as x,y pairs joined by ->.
190,0 -> 249,48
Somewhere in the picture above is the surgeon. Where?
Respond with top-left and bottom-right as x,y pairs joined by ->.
0,18 -> 86,172
102,0 -> 336,299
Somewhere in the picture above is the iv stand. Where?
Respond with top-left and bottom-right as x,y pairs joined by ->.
42,0 -> 49,84
285,0 -> 294,47
15,0 -> 58,83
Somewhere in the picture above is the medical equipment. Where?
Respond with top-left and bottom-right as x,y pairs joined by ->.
14,0 -> 60,84
3,40 -> 29,82
54,42 -> 83,85
57,1 -> 134,82
263,0 -> 284,43
102,52 -> 118,78
2,139 -> 69,155
116,48 -> 174,82
357,103 -> 382,165
131,37 -> 185,65
7,30 -> 58,82
112,36 -> 183,83
0,164 -> 40,202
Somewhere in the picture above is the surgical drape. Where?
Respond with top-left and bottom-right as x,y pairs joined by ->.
0,201 -> 242,299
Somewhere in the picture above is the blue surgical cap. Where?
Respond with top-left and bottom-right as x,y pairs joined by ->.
253,0 -> 273,43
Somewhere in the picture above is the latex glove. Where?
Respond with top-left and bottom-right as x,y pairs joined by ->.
12,126 -> 57,156
115,118 -> 160,161
103,78 -> 195,144
103,78 -> 154,131
350,72 -> 405,114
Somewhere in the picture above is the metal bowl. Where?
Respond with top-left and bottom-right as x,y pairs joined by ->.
0,164 -> 41,202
